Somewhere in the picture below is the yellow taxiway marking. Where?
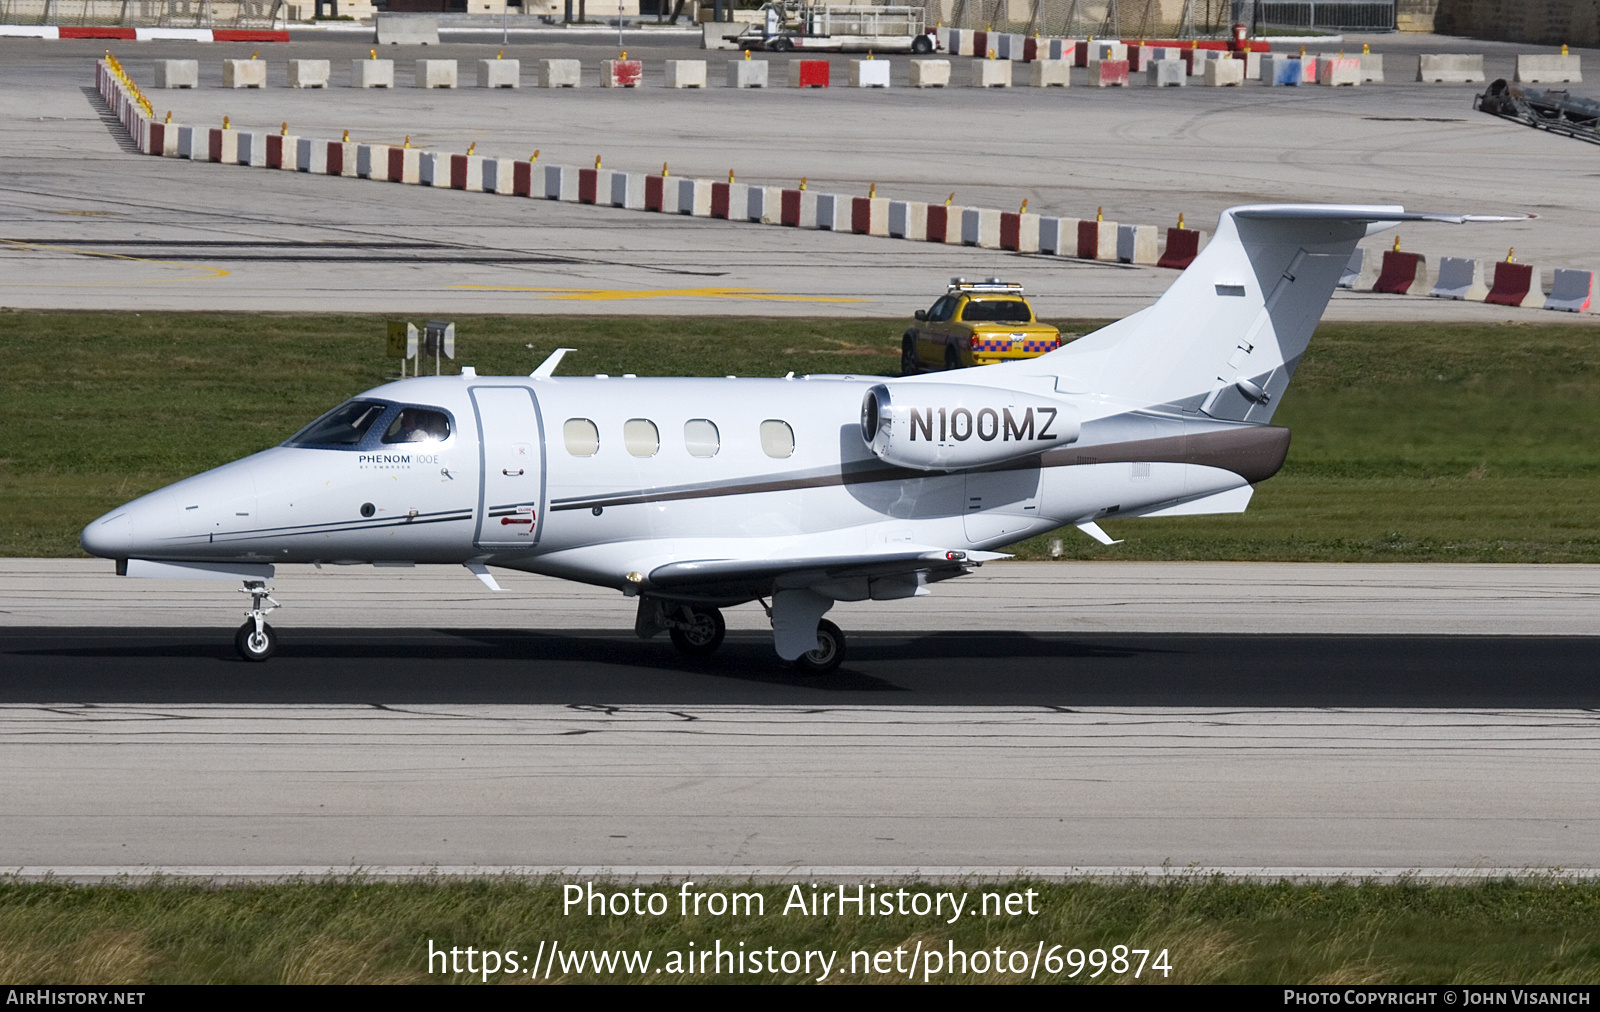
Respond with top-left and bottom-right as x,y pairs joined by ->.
451,285 -> 867,303
0,239 -> 232,284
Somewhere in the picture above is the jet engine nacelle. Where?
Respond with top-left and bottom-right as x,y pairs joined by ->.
861,382 -> 1080,471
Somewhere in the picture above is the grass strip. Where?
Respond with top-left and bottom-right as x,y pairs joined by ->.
4,311 -> 1600,561
2,878 -> 1598,984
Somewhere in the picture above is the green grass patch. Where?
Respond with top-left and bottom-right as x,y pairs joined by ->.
4,311 -> 1600,561
2,878 -> 1598,984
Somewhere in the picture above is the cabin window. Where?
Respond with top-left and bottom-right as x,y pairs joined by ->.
381,407 -> 451,444
684,419 -> 720,457
760,419 -> 794,458
563,418 -> 600,456
624,418 -> 660,457
285,399 -> 389,448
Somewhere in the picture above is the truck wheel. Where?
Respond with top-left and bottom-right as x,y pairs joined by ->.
945,345 -> 961,371
771,37 -> 793,52
901,332 -> 919,375
912,34 -> 933,54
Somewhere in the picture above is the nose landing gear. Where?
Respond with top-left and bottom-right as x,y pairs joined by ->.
235,579 -> 280,662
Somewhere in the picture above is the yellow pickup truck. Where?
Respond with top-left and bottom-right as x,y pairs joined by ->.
900,278 -> 1062,375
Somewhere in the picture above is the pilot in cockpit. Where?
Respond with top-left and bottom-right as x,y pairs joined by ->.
383,407 -> 450,445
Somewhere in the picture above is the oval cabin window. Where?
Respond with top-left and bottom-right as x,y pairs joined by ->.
760,419 -> 795,459
563,418 -> 599,456
684,419 -> 720,458
624,418 -> 660,457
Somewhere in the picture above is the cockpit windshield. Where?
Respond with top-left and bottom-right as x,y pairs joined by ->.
382,407 -> 451,444
285,400 -> 390,448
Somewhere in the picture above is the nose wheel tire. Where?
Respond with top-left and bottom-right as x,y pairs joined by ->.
794,619 -> 845,675
235,621 -> 278,662
669,606 -> 726,656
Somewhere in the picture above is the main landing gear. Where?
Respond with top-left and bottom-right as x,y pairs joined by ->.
796,619 -> 845,675
757,598 -> 847,676
643,598 -> 847,674
235,579 -> 280,662
667,604 -> 727,656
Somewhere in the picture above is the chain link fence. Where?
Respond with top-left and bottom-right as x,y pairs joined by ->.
810,0 -> 1390,35
1232,0 -> 1395,32
0,0 -> 281,26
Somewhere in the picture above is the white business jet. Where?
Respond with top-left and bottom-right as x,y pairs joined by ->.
82,205 -> 1518,669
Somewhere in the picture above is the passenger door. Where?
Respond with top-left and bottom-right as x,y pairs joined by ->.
471,385 -> 546,550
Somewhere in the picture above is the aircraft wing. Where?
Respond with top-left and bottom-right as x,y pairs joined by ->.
646,547 -> 1008,601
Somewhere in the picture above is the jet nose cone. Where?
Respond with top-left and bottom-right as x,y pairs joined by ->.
81,510 -> 134,559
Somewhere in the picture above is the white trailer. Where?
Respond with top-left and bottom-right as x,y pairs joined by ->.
737,2 -> 937,53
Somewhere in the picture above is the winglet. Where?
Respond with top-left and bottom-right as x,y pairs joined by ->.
1076,522 -> 1123,546
531,348 -> 574,379
465,561 -> 501,591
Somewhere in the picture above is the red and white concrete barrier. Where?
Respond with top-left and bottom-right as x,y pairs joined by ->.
1373,249 -> 1428,294
451,154 -> 484,191
9,26 -> 287,41
601,59 -> 643,88
789,60 -> 830,88
1078,218 -> 1117,259
1485,259 -> 1543,307
1000,211 -> 1040,252
851,196 -> 889,235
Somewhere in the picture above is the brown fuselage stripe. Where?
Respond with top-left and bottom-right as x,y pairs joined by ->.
548,426 -> 1291,513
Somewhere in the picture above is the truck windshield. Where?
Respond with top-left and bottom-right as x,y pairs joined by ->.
285,400 -> 391,448
961,299 -> 1032,323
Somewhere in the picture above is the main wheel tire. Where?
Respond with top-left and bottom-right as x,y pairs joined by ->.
794,619 -> 845,675
944,345 -> 961,371
911,34 -> 934,54
901,333 -> 919,375
235,621 -> 277,662
669,606 -> 726,656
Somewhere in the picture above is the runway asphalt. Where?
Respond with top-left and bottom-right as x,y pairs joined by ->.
3,618 -> 1598,871
3,33 -> 1596,318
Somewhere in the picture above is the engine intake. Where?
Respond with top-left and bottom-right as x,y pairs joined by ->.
861,382 -> 1079,471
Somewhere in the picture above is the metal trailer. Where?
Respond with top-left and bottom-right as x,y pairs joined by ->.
737,2 -> 936,53
1476,78 -> 1600,146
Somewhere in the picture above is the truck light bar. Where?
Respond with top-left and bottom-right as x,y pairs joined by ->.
948,276 -> 1025,294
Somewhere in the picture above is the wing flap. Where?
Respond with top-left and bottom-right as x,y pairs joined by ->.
646,548 -> 1007,594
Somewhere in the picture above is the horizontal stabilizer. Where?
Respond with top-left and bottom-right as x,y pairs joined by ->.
1131,485 -> 1255,518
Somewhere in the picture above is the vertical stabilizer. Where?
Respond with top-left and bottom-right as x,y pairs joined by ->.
992,204 -> 1521,422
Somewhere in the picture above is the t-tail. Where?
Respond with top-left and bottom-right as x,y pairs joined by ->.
960,203 -> 1526,420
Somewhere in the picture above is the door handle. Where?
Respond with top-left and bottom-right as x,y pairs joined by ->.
502,468 -> 524,476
